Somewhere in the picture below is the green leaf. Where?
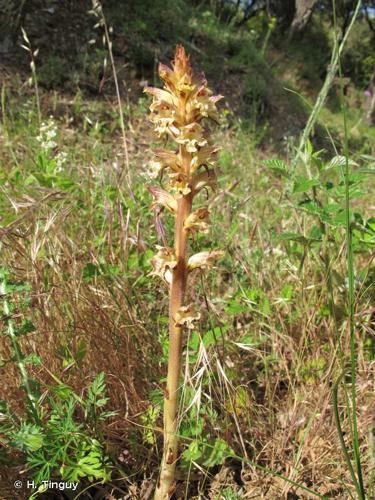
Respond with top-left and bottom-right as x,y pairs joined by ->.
50,383 -> 74,400
127,251 -> 139,270
262,159 -> 290,178
202,327 -> 224,349
366,217 -> 375,233
149,388 -> 164,406
292,176 -> 320,194
15,320 -> 36,337
182,437 -> 234,469
180,416 -> 204,438
202,438 -> 234,467
297,200 -> 321,216
23,354 -> 42,366
280,284 -> 293,300
308,225 -> 323,241
330,210 -> 347,227
95,398 -> 109,407
182,440 -> 202,463
55,177 -> 76,191
82,263 -> 100,281
188,331 -> 200,352
76,340 -> 87,364
12,423 -> 44,451
225,300 -> 248,315
90,372 -> 106,396
277,232 -> 307,243
326,155 -> 358,170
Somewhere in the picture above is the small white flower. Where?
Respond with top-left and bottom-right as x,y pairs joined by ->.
146,160 -> 163,179
36,117 -> 58,151
55,151 -> 67,172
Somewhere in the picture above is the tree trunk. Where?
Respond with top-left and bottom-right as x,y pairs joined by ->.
289,0 -> 318,37
366,66 -> 375,125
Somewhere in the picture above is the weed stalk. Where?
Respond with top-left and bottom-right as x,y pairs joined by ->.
20,28 -> 41,126
90,0 -> 132,193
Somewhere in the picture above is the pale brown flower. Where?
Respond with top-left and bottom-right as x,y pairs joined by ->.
192,169 -> 217,193
190,145 -> 220,173
148,186 -> 178,213
150,246 -> 177,284
184,207 -> 210,234
168,172 -> 191,197
153,148 -> 181,173
187,250 -> 224,271
175,304 -> 201,329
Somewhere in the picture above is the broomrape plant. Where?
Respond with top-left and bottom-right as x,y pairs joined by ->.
144,46 -> 223,499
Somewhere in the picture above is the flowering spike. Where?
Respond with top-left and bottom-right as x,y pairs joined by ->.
145,45 -> 223,499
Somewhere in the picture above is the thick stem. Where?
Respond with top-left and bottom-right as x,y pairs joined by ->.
155,146 -> 192,499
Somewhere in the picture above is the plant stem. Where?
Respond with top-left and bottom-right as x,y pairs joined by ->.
340,52 -> 366,500
332,0 -> 365,496
333,371 -> 362,498
31,55 -> 41,128
294,0 -> 361,165
155,146 -> 192,499
147,46 -> 221,498
102,12 -> 132,193
0,278 -> 40,424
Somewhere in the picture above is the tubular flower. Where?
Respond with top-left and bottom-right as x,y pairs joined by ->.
148,186 -> 178,214
145,45 -> 223,500
190,145 -> 220,173
153,149 -> 181,173
174,304 -> 201,329
150,246 -> 177,285
184,208 -> 210,235
187,250 -> 224,271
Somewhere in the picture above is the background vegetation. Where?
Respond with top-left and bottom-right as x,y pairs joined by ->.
0,0 -> 374,498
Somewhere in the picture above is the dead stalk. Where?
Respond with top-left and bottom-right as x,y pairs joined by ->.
90,0 -> 132,192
